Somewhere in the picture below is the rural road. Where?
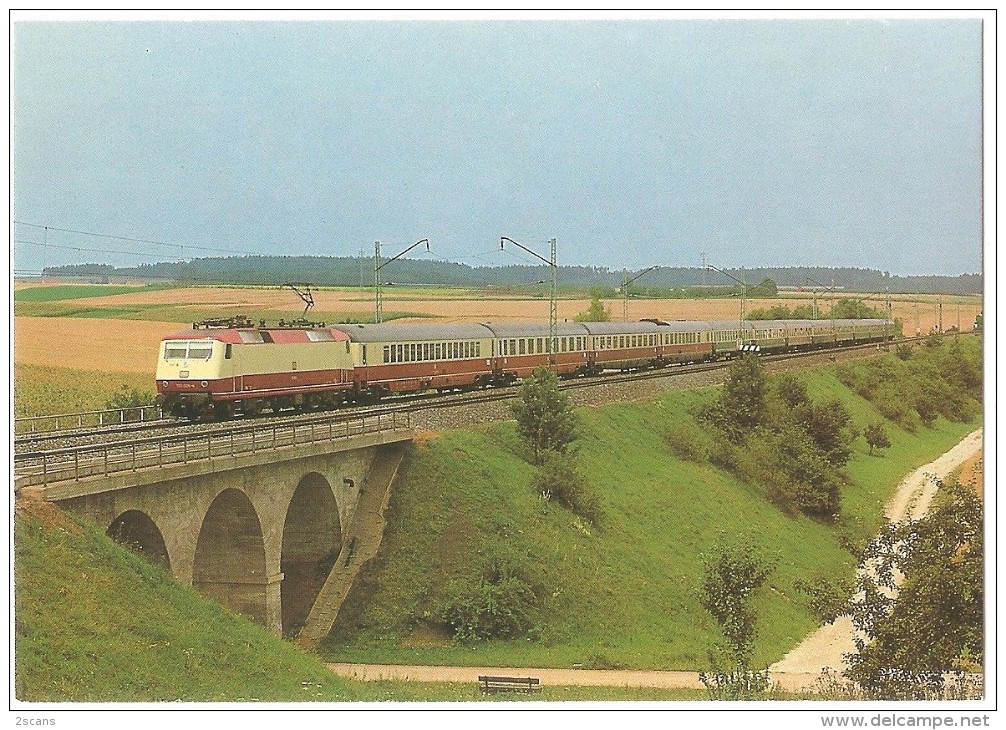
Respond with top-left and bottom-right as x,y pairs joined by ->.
767,427 -> 983,690
326,429 -> 984,693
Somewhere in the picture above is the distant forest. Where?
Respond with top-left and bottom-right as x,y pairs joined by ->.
41,256 -> 983,296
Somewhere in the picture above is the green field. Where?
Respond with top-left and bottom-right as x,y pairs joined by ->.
12,283 -> 174,302
13,300 -> 434,324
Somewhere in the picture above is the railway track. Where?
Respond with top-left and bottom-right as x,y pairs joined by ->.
14,338 -> 906,458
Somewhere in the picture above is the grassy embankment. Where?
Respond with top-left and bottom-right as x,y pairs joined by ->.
14,502 -> 697,701
322,360 -> 980,670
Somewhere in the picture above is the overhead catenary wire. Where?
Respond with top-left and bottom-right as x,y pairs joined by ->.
13,220 -> 266,258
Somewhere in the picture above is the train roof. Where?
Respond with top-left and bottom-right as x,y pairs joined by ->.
579,321 -> 672,335
329,322 -> 495,342
482,321 -> 590,338
162,327 -> 351,344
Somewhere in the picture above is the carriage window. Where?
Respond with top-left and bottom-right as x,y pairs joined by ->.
475,342 -> 481,357
519,339 -> 526,355
384,345 -> 390,362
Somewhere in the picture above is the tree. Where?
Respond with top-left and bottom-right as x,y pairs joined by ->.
864,422 -> 891,456
792,398 -> 855,467
754,278 -> 778,297
699,542 -> 774,699
846,479 -> 983,699
574,295 -> 610,322
510,367 -> 579,464
714,355 -> 768,440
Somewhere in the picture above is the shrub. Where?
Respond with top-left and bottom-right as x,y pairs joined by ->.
511,367 -> 579,464
438,548 -> 539,643
532,453 -> 603,526
864,422 -> 891,456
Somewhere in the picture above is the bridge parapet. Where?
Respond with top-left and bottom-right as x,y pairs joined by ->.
15,412 -> 412,497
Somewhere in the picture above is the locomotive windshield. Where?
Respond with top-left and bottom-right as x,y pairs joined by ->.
163,341 -> 214,360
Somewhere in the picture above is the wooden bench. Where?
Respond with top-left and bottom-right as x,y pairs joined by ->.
478,675 -> 541,695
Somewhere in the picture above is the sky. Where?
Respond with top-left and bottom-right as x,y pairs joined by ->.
11,14 -> 986,277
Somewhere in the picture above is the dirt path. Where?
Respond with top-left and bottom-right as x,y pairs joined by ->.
767,428 -> 983,690
325,663 -> 706,690
325,429 -> 983,693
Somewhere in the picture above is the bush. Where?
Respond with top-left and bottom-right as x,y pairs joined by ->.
864,422 -> 891,456
105,384 -> 155,411
438,548 -> 539,643
105,385 -> 157,422
532,453 -> 603,526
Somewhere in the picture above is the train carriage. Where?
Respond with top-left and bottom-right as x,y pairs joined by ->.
581,321 -> 670,371
485,321 -> 590,381
330,322 -> 496,398
643,319 -> 717,363
154,315 -> 898,420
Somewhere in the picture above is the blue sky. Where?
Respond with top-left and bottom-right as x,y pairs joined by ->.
12,17 -> 984,276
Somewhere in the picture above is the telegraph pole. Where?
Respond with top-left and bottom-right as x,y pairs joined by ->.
374,241 -> 381,323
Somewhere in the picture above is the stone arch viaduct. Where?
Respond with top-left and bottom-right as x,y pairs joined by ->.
29,427 -> 413,647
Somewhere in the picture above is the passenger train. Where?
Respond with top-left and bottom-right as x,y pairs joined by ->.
155,317 -> 895,419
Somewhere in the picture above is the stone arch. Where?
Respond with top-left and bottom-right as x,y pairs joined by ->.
281,472 -> 342,637
106,510 -> 171,572
192,488 -> 268,625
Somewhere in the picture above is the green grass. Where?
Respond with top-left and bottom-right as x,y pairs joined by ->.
322,368 -> 980,671
13,507 -> 700,701
14,300 -> 434,323
13,284 -> 174,302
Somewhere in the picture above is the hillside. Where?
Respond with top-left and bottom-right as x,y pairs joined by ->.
321,362 -> 981,670
13,495 -> 698,702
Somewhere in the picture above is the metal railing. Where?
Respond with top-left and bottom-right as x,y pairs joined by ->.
14,411 -> 412,488
14,405 -> 166,435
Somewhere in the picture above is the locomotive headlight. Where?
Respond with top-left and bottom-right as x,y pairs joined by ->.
201,380 -> 208,388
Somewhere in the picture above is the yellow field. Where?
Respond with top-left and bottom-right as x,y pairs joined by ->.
13,317 -> 186,373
